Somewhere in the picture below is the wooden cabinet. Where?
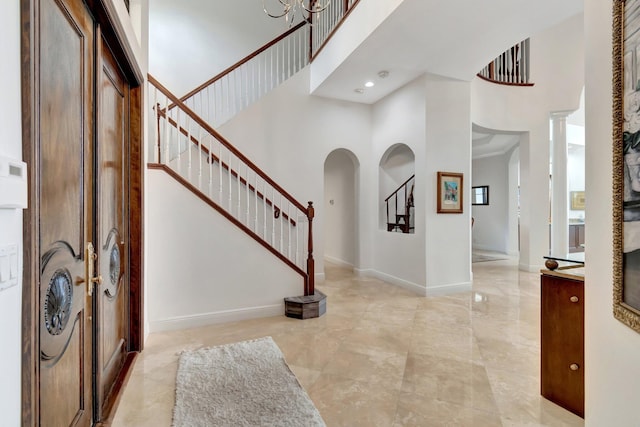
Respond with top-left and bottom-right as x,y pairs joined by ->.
541,271 -> 584,418
568,224 -> 585,253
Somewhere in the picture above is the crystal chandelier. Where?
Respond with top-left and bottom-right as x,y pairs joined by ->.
263,0 -> 331,25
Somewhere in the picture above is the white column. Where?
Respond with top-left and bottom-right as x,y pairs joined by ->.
551,112 -> 570,255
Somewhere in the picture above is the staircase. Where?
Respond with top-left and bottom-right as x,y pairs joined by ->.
146,3 -> 363,319
385,175 -> 415,234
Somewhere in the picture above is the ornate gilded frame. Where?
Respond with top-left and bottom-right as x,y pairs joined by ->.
613,0 -> 640,332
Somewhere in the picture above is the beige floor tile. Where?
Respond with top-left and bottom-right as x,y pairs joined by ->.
111,259 -> 585,427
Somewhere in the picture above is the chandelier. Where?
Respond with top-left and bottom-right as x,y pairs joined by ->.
262,0 -> 331,25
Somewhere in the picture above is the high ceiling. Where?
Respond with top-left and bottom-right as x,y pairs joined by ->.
311,0 -> 584,104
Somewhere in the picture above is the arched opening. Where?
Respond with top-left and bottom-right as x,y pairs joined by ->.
323,149 -> 360,268
471,124 -> 522,261
379,144 -> 415,233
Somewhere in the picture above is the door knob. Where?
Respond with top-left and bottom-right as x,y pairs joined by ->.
570,363 -> 580,371
570,296 -> 579,303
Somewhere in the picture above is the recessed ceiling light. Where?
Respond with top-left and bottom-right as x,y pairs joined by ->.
378,70 -> 389,78
354,88 -> 364,94
365,81 -> 375,88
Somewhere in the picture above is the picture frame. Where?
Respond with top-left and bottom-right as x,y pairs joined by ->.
437,172 -> 463,214
472,185 -> 489,206
613,0 -> 640,332
570,191 -> 585,210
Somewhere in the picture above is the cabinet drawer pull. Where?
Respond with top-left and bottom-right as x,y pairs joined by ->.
570,363 -> 580,371
570,296 -> 579,303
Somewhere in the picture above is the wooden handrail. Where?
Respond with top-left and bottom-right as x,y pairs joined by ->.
148,163 -> 307,279
150,74 -> 308,214
384,174 -> 415,203
476,73 -> 534,87
177,21 -> 308,106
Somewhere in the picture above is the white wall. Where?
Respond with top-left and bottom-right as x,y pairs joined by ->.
472,152 -> 511,253
585,0 -> 640,424
0,1 -> 23,425
149,0 -> 294,96
471,13 -> 585,271
424,75 -> 473,295
147,170 -> 302,331
324,150 -> 358,267
370,77 -> 426,293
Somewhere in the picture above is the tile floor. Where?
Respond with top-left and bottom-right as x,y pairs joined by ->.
111,258 -> 584,426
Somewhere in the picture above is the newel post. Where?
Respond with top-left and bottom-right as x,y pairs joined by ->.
306,201 -> 315,296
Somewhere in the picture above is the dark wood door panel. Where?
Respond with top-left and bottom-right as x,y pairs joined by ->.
39,0 -> 92,259
95,32 -> 131,420
37,0 -> 94,425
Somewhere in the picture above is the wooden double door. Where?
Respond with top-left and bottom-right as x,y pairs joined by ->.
24,0 -> 143,425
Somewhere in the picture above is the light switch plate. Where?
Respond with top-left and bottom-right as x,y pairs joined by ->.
0,247 -> 8,284
0,245 -> 19,291
9,244 -> 18,280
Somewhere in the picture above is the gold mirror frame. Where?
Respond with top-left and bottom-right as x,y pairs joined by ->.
613,0 -> 640,332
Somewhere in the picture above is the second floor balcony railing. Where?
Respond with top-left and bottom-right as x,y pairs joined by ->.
477,39 -> 533,86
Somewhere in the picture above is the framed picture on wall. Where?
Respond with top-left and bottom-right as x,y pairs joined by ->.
437,172 -> 463,214
570,191 -> 585,210
613,0 -> 640,333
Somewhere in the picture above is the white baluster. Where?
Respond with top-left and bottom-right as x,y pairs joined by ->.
287,200 -> 291,259
237,159 -> 241,219
279,194 -> 284,253
163,95 -> 170,165
255,174 -> 258,233
295,210 -> 300,265
152,85 -> 159,163
228,153 -> 233,212
219,143 -> 223,202
198,127 -> 203,189
186,115 -> 192,181
208,136 -> 213,197
176,108 -> 182,173
271,187 -> 276,246
246,166 -> 250,225
263,183 -> 267,239
224,75 -> 229,123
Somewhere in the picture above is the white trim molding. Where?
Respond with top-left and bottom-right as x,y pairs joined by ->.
149,304 -> 283,332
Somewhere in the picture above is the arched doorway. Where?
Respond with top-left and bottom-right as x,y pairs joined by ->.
324,149 -> 360,268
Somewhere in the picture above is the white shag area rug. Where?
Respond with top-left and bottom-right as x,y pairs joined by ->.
172,336 -> 325,427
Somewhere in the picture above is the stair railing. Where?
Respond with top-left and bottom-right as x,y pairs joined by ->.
310,0 -> 361,60
477,39 -> 533,86
149,74 -> 316,295
174,21 -> 310,129
174,0 -> 363,129
385,175 -> 415,234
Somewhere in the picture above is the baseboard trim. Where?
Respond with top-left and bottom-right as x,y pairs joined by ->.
425,281 -> 472,297
149,304 -> 283,332
519,263 -> 543,273
354,268 -> 426,296
354,268 -> 472,297
324,255 -> 354,269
